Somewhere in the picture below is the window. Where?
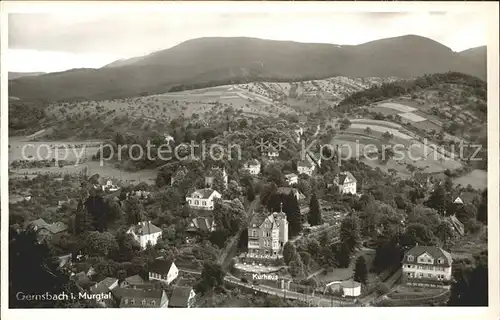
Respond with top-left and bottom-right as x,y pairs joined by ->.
202,201 -> 206,206
437,258 -> 443,264
188,200 -> 192,204
408,255 -> 414,262
142,299 -> 146,306
195,200 -> 199,205
252,230 -> 256,237
151,300 -> 156,306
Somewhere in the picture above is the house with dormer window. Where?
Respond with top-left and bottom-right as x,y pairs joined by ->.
402,245 -> 453,286
186,188 -> 222,211
247,209 -> 289,257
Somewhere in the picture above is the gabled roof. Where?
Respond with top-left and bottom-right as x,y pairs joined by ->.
124,275 -> 146,286
187,217 -> 215,233
148,257 -> 175,274
112,287 -> 165,308
27,218 -> 48,230
285,173 -> 298,179
189,188 -> 219,199
129,221 -> 162,236
48,222 -> 69,234
90,277 -> 118,294
403,245 -> 452,267
336,171 -> 356,185
276,187 -> 305,200
169,286 -> 194,307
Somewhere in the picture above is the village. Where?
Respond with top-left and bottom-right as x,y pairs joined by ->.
9,97 -> 488,308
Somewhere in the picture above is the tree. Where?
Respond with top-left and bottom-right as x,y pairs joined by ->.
196,261 -> 225,293
283,242 -> 298,265
364,127 -> 372,135
353,256 -> 368,285
81,231 -> 119,258
339,215 -> 361,255
74,200 -> 94,235
476,190 -> 487,224
425,185 -> 449,215
400,223 -> 437,248
339,118 -> 351,131
448,251 -> 488,306
307,193 -> 322,226
382,131 -> 393,141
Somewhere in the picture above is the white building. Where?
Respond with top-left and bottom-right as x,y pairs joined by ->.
243,159 -> 261,176
297,160 -> 315,176
284,173 -> 298,185
186,188 -> 222,211
341,280 -> 362,297
148,258 -> 179,285
332,171 -> 357,195
402,245 -> 453,285
127,221 -> 162,250
102,180 -> 120,192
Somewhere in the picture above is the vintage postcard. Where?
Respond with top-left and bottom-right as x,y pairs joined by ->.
1,1 -> 498,320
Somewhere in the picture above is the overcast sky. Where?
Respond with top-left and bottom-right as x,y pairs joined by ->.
8,11 -> 488,73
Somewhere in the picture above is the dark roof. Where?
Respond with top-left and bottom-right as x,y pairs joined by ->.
169,286 -> 194,307
125,275 -> 146,286
249,212 -> 269,228
148,257 -> 175,274
112,287 -> 165,308
129,221 -> 162,235
90,277 -> 118,294
187,217 -> 214,233
336,171 -> 356,184
403,245 -> 452,267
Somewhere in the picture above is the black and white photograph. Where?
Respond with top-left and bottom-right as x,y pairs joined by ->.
1,1 -> 498,316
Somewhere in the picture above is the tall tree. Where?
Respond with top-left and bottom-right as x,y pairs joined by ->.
476,190 -> 487,224
339,215 -> 361,255
196,261 -> 225,293
74,200 -> 94,235
353,256 -> 368,285
307,193 -> 322,226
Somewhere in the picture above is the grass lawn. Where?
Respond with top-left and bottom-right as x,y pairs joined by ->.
453,169 -> 487,190
387,285 -> 446,299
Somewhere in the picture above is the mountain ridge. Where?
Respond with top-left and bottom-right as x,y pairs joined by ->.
9,35 -> 487,102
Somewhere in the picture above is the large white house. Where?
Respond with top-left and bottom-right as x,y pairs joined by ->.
243,159 -> 261,176
402,245 -> 453,285
332,171 -> 357,195
186,188 -> 222,211
148,257 -> 179,285
127,221 -> 163,250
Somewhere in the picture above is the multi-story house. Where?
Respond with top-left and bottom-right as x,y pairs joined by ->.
204,167 -> 228,189
332,171 -> 357,195
126,221 -> 162,250
243,159 -> 261,176
248,210 -> 289,257
185,188 -> 222,211
402,245 -> 453,286
284,173 -> 298,185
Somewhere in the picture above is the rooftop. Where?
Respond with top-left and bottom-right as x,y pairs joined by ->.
129,221 -> 162,236
169,286 -> 194,307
